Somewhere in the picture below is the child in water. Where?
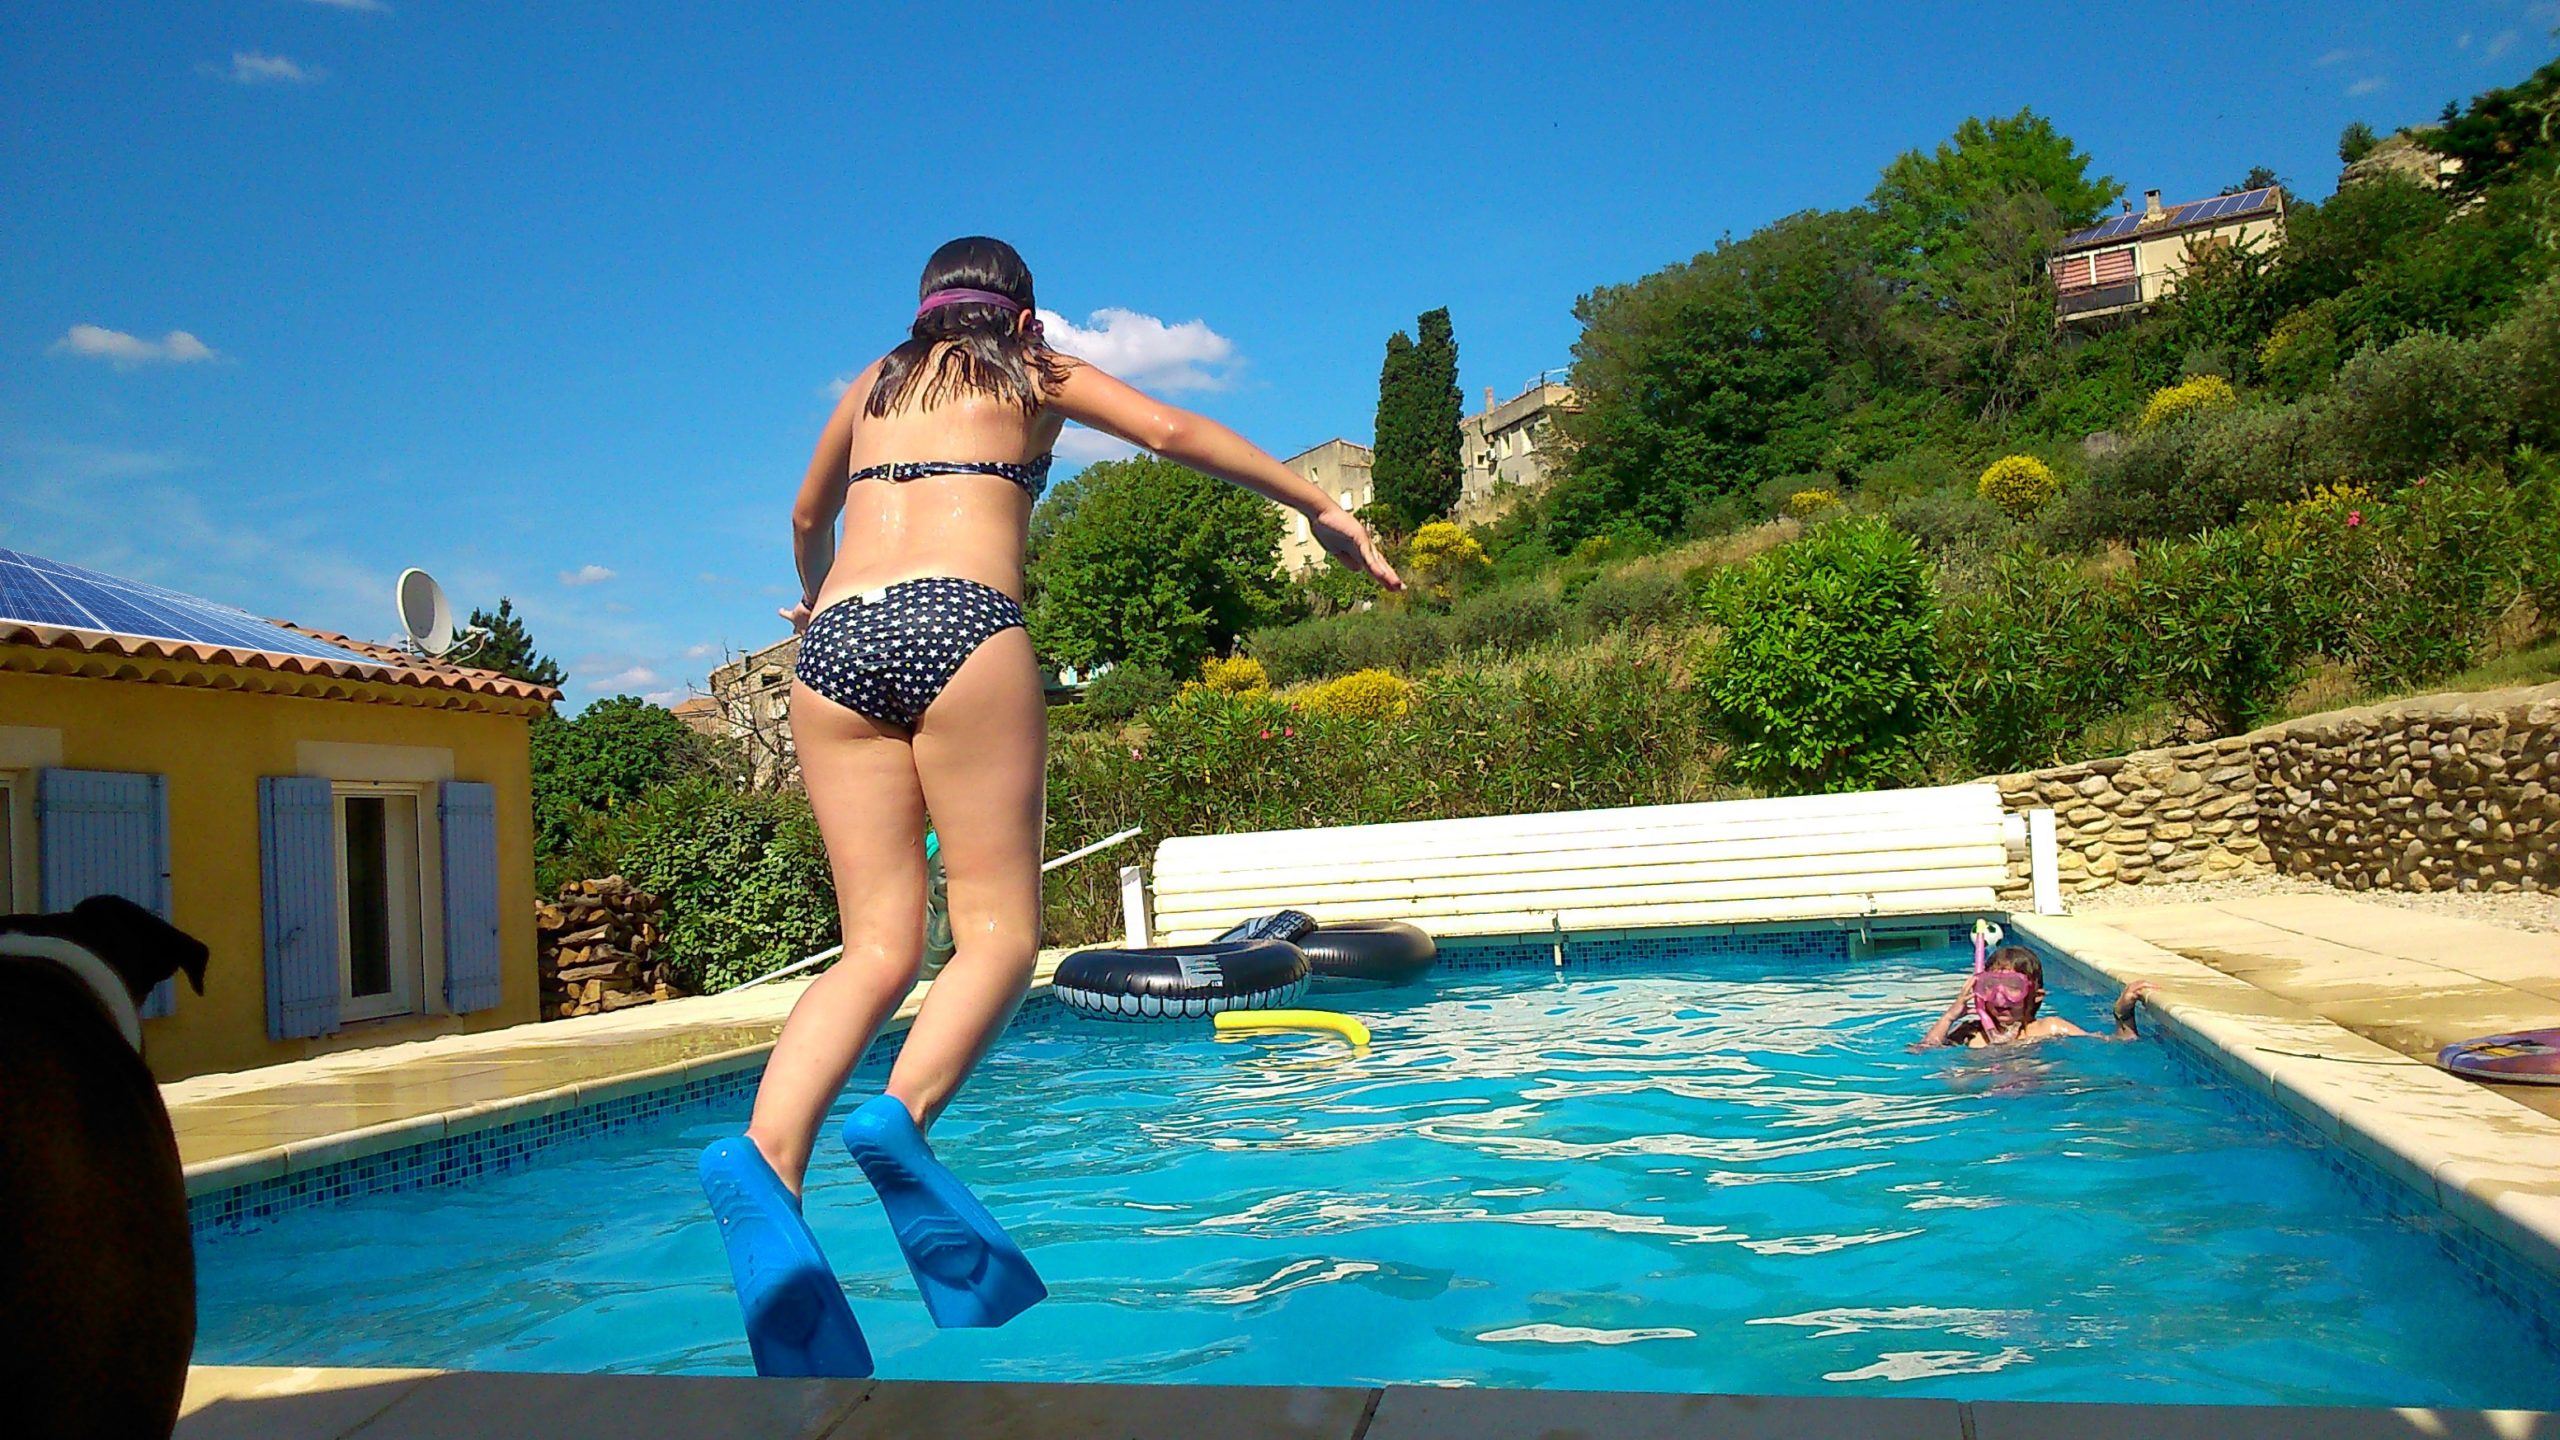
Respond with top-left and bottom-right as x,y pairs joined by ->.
1919,945 -> 2153,1048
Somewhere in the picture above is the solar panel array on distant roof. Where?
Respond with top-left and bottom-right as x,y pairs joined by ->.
2061,187 -> 2276,250
0,548 -> 386,666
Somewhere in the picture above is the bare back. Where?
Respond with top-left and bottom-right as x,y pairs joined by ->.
813,346 -> 1066,610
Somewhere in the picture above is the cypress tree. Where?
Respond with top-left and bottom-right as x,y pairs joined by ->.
1413,307 -> 1463,521
1371,329 -> 1424,533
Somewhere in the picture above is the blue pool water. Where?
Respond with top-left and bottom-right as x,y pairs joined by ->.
195,945 -> 2560,1406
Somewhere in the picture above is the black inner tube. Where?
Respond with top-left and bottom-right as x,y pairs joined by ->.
1299,921 -> 1437,985
1052,939 -> 1309,1020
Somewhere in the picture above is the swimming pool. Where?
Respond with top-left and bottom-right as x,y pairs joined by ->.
194,936 -> 2560,1407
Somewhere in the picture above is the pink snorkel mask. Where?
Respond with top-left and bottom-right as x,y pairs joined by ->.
914,287 -> 1043,341
1969,919 -> 2030,1032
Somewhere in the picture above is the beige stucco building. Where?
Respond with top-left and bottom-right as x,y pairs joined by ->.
1277,439 -> 1376,574
2050,185 -> 2288,326
1457,379 -> 1577,524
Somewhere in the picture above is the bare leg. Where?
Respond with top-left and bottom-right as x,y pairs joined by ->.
745,681 -> 928,1194
885,625 -> 1047,1132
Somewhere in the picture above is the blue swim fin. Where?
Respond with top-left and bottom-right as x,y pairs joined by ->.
698,1137 -> 874,1377
839,1095 -> 1047,1328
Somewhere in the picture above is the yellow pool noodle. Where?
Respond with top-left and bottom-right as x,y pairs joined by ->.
1213,1009 -> 1371,1046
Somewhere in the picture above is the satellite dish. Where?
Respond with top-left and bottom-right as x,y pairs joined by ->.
395,568 -> 456,657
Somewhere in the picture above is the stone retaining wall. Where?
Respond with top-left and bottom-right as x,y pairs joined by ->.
1991,682 -> 2559,900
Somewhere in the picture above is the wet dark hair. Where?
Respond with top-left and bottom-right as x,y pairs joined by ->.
1983,946 -> 2044,987
865,236 -> 1071,417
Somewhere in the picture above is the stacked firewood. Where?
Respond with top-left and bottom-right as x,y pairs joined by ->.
536,875 -> 685,1019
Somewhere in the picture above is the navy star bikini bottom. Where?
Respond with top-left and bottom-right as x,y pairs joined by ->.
793,576 -> 1026,729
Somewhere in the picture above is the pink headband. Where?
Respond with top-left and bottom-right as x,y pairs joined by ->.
916,287 -> 1025,319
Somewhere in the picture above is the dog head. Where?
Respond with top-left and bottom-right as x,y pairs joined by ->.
0,896 -> 209,1007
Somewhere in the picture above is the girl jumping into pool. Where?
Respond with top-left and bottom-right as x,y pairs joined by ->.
699,237 -> 1402,1376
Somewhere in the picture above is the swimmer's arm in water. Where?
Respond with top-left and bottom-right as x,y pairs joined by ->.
781,362 -> 880,633
2023,982 -> 2155,1043
1915,975 -> 1980,1050
1047,358 -> 1403,591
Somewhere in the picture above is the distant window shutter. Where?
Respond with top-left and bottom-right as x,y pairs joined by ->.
439,781 -> 504,1015
36,769 -> 176,1018
2094,248 -> 2137,286
259,776 -> 341,1040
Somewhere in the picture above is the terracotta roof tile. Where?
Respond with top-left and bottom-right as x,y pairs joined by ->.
0,619 -> 562,704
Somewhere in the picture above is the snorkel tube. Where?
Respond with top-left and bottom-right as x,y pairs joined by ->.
1969,918 -> 2005,1038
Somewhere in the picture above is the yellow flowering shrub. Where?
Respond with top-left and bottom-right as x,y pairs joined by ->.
2139,374 -> 2238,429
1975,454 -> 2061,516
1289,668 -> 1416,721
1193,654 -> 1270,696
1783,488 -> 1843,519
1404,520 -> 1490,597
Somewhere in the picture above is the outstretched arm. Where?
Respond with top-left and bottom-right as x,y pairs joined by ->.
782,364 -> 877,632
2108,981 -> 2154,1040
1047,359 -> 1402,591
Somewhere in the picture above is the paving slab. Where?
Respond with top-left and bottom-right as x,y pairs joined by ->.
176,1365 -> 439,1440
1971,1399 -> 2559,1439
355,1371 -> 867,1440
828,1378 -> 1373,1439
1363,1384 -> 1962,1439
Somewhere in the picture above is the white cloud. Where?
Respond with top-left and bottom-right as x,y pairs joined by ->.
52,325 -> 220,368
2347,76 -> 2388,97
2483,30 -> 2518,61
1053,425 -> 1140,464
1038,307 -> 1239,393
299,0 -> 389,11
217,52 -> 324,85
2314,48 -> 2357,67
683,642 -> 723,660
585,664 -> 663,692
559,563 -> 617,586
642,686 -> 690,707
826,373 -> 859,399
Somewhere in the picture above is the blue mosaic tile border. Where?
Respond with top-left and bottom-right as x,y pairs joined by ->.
184,999 -> 994,1238
2028,933 -> 2560,1359
1438,920 -> 1948,973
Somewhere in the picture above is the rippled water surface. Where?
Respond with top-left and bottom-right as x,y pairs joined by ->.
196,950 -> 2560,1405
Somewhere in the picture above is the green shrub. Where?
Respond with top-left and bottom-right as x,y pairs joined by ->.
2126,528 -> 2307,734
1937,548 -> 2135,773
2522,454 -> 2560,633
2260,469 -> 2532,687
1290,668 -> 1417,720
530,696 -> 711,893
2488,276 -> 2560,452
1193,654 -> 1271,695
2058,400 -> 2329,543
1883,489 -> 2018,557
1449,584 -> 1564,653
1855,446 -> 1968,501
1569,568 -> 1687,637
611,780 -> 837,993
2139,374 -> 2238,429
2318,330 -> 2514,487
1694,518 -> 1940,793
1244,608 -> 1454,684
1081,661 -> 1176,722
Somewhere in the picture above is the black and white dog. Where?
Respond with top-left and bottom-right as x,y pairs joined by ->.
1,895 -> 209,1440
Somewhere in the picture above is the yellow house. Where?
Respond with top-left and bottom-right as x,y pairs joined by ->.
0,548 -> 557,1081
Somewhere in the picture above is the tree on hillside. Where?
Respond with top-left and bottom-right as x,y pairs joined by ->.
2338,121 -> 2380,166
2425,58 -> 2560,194
530,695 -> 709,889
2222,166 -> 2283,195
1372,311 -> 1463,531
465,597 -> 565,691
1025,454 -> 1287,674
1869,110 -> 2120,288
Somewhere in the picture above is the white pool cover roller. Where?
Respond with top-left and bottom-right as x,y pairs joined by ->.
1148,784 -> 2011,944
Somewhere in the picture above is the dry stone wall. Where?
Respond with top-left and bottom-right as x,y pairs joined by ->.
1990,683 -> 2559,900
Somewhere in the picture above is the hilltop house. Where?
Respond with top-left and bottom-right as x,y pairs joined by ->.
1456,378 -> 1577,524
0,548 -> 555,1081
2050,185 -> 2288,325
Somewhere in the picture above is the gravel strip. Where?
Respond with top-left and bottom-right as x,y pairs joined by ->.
2069,873 -> 2560,934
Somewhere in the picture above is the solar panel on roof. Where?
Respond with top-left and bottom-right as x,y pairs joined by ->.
0,548 -> 385,666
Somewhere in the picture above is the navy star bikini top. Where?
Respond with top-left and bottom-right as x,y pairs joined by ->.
847,454 -> 1053,502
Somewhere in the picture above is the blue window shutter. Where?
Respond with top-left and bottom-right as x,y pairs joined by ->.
259,776 -> 341,1040
439,781 -> 504,1015
36,769 -> 177,1018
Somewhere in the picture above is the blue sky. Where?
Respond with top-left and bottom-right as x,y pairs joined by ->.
5,2 -> 2552,707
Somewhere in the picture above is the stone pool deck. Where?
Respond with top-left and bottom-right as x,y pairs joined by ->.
174,1366 -> 2560,1440
169,900 -> 2560,1436
167,951 -> 1070,1197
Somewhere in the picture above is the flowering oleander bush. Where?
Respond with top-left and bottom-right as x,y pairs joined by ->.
1975,454 -> 2061,517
